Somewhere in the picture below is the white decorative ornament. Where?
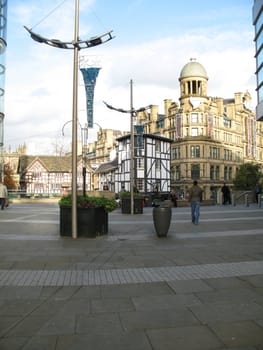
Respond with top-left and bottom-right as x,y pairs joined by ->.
190,97 -> 201,109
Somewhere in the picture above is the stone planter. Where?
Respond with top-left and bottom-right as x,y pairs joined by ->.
121,198 -> 143,214
60,206 -> 108,237
153,206 -> 172,237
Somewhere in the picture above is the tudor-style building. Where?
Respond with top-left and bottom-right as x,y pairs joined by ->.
136,59 -> 263,201
18,155 -> 93,195
114,133 -> 172,194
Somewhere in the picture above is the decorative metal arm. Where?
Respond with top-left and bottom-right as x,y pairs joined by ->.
24,26 -> 114,50
103,101 -> 152,114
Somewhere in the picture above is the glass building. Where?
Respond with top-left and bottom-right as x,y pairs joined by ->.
253,0 -> 263,121
0,0 -> 7,180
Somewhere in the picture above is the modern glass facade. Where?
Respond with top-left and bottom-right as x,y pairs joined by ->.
253,0 -> 263,121
0,1 -> 7,180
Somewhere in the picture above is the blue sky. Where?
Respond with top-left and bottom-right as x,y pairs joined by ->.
5,0 -> 255,154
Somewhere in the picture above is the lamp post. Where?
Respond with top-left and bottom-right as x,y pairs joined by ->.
104,80 -> 151,214
62,120 -> 88,197
24,0 -> 114,238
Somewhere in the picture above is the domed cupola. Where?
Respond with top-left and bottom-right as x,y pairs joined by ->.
179,58 -> 208,106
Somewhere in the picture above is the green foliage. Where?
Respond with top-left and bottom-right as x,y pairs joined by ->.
58,195 -> 118,212
119,191 -> 143,199
233,163 -> 262,190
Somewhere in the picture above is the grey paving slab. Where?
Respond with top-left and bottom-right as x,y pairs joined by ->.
146,325 -> 223,350
76,313 -> 123,335
190,301 -> 263,323
55,331 -> 152,350
132,293 -> 201,311
0,203 -> 263,349
119,308 -> 199,331
209,321 -> 263,348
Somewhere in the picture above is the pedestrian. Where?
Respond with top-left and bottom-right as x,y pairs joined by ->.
221,183 -> 230,205
0,180 -> 8,210
255,183 -> 261,203
169,191 -> 177,207
188,180 -> 203,225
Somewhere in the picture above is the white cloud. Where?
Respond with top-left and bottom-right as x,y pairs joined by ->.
4,1 -> 256,154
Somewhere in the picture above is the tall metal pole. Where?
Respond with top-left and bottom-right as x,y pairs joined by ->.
71,0 -> 79,239
130,79 -> 134,215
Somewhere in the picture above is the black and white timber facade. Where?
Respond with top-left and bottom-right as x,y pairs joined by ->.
115,133 -> 173,194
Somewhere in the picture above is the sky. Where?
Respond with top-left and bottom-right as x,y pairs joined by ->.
5,0 -> 255,155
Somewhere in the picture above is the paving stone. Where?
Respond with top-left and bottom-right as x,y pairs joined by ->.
167,279 -> 213,293
195,288 -> 262,304
76,313 -> 123,335
132,293 -> 201,311
0,299 -> 42,316
120,308 -> 199,331
210,321 -> 263,347
147,325 -> 223,350
5,315 -> 50,337
100,282 -> 172,298
20,335 -> 57,350
204,276 -> 253,290
56,331 -> 152,350
0,336 -> 29,350
190,302 -> 263,323
91,297 -> 134,313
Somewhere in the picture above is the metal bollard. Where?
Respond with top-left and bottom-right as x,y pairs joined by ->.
245,193 -> 249,207
232,194 -> 235,206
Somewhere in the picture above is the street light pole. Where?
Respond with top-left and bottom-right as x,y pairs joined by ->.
71,0 -> 79,239
130,80 -> 134,215
104,84 -> 151,214
24,0 -> 114,238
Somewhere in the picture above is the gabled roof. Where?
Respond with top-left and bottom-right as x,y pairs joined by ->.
95,158 -> 118,174
18,155 -> 72,173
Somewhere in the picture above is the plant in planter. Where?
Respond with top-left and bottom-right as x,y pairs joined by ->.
58,195 -> 118,237
120,191 -> 144,214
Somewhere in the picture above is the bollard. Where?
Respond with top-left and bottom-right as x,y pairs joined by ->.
232,193 -> 236,206
245,193 -> 249,207
258,194 -> 262,208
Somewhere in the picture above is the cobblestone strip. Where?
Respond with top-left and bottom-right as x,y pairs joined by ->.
0,260 -> 262,286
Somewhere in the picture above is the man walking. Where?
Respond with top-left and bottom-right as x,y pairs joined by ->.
188,180 -> 203,225
0,180 -> 8,210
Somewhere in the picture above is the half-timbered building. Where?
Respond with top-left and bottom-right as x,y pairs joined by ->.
115,133 -> 173,194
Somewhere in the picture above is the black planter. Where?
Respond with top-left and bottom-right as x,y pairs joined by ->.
121,198 -> 143,214
153,206 -> 172,237
60,206 -> 108,237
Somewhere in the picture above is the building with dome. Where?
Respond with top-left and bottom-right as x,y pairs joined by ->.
136,58 -> 263,202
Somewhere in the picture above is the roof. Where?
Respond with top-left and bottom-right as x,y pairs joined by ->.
18,155 -> 72,173
180,59 -> 208,79
95,158 -> 118,174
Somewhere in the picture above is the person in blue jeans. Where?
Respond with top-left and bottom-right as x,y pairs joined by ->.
188,180 -> 203,225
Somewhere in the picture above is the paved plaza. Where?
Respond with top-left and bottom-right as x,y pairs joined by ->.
0,201 -> 263,349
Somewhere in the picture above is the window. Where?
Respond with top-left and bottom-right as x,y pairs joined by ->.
210,147 -> 219,159
191,113 -> 198,123
191,164 -> 200,179
175,165 -> 180,180
191,128 -> 198,136
172,146 -> 180,160
137,158 -> 144,169
190,145 -> 200,158
215,166 -> 220,180
210,165 -> 214,180
156,140 -> 161,152
156,159 -> 161,171
224,116 -> 232,128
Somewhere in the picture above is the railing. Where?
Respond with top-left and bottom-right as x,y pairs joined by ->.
232,191 -> 251,207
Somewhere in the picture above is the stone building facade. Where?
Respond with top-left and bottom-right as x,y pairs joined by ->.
136,59 -> 263,201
